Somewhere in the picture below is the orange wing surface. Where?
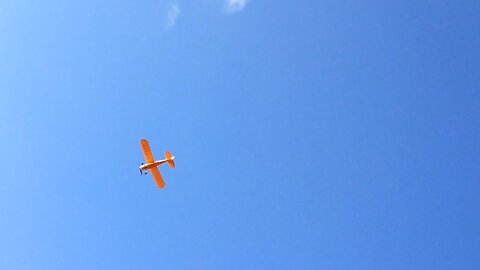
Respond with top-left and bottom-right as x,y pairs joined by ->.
140,138 -> 155,163
150,167 -> 165,189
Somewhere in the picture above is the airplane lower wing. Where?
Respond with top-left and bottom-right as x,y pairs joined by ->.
150,167 -> 165,189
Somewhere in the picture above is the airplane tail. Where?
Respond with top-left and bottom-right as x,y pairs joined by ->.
165,150 -> 175,168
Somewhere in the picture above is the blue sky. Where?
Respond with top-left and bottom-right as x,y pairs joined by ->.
1,0 -> 479,269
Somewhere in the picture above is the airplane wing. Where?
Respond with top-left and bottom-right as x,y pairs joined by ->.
150,167 -> 165,189
140,138 -> 155,163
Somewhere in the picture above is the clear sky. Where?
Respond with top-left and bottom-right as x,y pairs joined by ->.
1,1 -> 479,269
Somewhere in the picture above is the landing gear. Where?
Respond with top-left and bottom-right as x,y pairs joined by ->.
139,163 -> 145,175
139,163 -> 148,175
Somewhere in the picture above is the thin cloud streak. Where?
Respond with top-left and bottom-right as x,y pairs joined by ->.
165,3 -> 180,31
226,0 -> 248,13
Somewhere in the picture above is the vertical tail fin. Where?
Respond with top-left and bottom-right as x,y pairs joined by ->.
165,150 -> 175,168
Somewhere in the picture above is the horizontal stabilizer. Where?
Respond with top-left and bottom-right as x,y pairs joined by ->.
165,150 -> 175,168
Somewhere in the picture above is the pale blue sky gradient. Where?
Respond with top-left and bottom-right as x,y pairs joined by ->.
1,1 -> 479,269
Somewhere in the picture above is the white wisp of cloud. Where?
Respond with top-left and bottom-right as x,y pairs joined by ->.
226,0 -> 248,13
165,3 -> 180,31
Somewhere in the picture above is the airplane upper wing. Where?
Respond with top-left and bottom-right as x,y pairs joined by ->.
140,138 -> 155,163
150,167 -> 165,189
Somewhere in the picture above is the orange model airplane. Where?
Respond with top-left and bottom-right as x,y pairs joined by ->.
139,138 -> 175,189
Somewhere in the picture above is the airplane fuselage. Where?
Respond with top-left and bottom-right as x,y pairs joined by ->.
139,159 -> 169,171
